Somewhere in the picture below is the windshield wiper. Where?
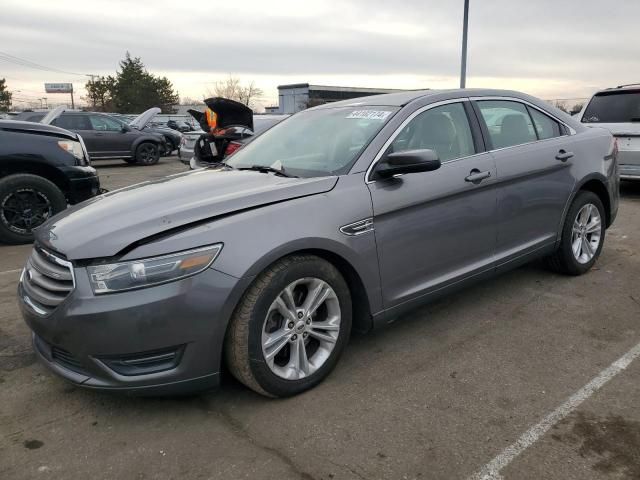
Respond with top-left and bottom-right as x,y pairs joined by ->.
237,165 -> 297,177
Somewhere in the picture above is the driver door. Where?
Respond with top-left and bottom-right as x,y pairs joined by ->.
367,101 -> 498,309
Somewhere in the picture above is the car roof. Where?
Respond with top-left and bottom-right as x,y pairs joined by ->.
312,88 -> 549,108
593,84 -> 640,95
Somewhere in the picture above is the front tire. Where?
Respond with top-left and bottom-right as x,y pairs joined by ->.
135,142 -> 160,165
225,255 -> 352,397
546,191 -> 605,275
0,174 -> 67,244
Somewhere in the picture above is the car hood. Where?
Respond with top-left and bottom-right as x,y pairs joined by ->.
129,107 -> 161,130
40,106 -> 66,125
35,169 -> 338,260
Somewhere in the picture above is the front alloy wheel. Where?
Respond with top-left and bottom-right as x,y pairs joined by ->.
262,278 -> 341,380
225,255 -> 352,397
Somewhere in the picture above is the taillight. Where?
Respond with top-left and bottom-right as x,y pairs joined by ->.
225,141 -> 242,156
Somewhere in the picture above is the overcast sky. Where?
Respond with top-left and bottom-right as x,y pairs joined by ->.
1,0 -> 638,109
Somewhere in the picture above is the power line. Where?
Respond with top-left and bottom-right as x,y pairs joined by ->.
0,50 -> 93,77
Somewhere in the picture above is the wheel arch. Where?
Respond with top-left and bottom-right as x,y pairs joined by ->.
231,242 -> 376,336
0,161 -> 69,195
576,175 -> 612,227
130,135 -> 163,155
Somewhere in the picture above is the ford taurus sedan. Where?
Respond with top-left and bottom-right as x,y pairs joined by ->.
18,89 -> 619,397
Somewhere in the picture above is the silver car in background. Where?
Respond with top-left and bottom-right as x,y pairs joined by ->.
577,84 -> 640,179
18,89 -> 618,398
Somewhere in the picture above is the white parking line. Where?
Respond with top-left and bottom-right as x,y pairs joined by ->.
468,341 -> 640,480
0,268 -> 21,276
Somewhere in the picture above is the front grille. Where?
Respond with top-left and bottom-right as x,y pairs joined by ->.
21,246 -> 75,315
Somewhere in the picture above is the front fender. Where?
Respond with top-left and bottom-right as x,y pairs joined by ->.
130,134 -> 164,155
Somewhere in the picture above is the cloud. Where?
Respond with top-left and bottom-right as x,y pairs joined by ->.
1,0 -> 639,103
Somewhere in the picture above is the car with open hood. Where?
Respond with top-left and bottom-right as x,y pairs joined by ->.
16,107 -> 166,165
18,89 -> 618,397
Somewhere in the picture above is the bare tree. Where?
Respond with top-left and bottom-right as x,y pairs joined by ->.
180,96 -> 202,105
209,76 -> 264,109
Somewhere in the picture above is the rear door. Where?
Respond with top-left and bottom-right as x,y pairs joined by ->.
473,99 -> 575,264
87,115 -> 134,157
368,100 -> 498,308
53,114 -> 95,152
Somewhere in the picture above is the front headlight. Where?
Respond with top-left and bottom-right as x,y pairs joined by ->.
58,140 -> 85,164
87,244 -> 222,294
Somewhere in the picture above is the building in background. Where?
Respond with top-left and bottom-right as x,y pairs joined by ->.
277,84 -> 405,114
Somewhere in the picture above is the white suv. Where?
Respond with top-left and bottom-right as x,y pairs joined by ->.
578,84 -> 640,180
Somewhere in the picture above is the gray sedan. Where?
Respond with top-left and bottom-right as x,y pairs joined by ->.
18,89 -> 619,397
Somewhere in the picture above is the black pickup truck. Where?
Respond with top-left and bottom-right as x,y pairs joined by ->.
0,119 -> 100,244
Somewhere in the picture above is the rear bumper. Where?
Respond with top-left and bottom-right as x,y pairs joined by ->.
620,163 -> 640,180
178,146 -> 193,163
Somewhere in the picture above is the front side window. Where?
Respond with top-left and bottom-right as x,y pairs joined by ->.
225,106 -> 398,177
387,102 -> 475,162
477,101 -> 537,149
582,91 -> 640,123
89,115 -> 123,132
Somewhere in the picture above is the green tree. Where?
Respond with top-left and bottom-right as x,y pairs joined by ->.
0,78 -> 12,112
112,52 -> 179,113
83,52 -> 179,113
85,76 -> 116,111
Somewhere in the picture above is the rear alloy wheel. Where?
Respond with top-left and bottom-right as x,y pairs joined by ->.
546,191 -> 605,275
225,255 -> 352,397
135,142 -> 160,165
0,174 -> 67,244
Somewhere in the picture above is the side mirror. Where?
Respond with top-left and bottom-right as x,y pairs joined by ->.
375,149 -> 441,179
121,124 -> 131,133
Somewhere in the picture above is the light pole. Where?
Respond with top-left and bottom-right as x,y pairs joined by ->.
460,0 -> 470,88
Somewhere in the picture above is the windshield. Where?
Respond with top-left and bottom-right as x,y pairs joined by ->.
582,91 -> 640,123
225,106 -> 398,177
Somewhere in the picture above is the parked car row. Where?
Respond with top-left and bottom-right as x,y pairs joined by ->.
13,108 -> 180,161
14,89 -> 619,399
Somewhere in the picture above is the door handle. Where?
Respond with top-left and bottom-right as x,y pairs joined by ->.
465,169 -> 491,183
555,149 -> 574,162
95,133 -> 104,136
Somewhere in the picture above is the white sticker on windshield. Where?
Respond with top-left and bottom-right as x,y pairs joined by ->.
346,110 -> 391,120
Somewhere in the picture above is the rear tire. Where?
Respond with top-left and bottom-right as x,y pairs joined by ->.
135,142 -> 160,165
0,174 -> 67,244
225,255 -> 352,397
545,191 -> 605,275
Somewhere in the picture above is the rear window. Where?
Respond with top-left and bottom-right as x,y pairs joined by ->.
582,91 -> 640,123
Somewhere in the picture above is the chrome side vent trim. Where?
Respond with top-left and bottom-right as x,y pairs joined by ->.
340,218 -> 374,236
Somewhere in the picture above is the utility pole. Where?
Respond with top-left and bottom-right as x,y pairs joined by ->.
70,84 -> 75,109
460,0 -> 470,88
